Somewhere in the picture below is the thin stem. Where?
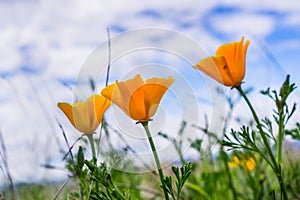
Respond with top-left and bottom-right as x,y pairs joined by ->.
236,85 -> 287,200
236,86 -> 277,169
174,142 -> 186,164
87,134 -> 96,161
142,122 -> 169,200
277,107 -> 284,165
86,133 -> 100,197
277,107 -> 285,200
52,178 -> 69,200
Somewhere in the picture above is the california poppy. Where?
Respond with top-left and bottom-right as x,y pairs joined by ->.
58,94 -> 111,134
194,37 -> 250,87
101,74 -> 174,122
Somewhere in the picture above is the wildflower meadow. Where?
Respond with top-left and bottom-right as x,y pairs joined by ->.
1,29 -> 300,200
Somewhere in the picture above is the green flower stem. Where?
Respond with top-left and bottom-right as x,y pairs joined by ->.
236,86 -> 277,167
87,134 -> 96,161
87,133 -> 100,196
277,107 -> 284,165
236,85 -> 287,200
277,107 -> 286,200
142,122 -> 169,200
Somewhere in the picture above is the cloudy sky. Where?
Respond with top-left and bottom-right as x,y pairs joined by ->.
1,0 -> 300,185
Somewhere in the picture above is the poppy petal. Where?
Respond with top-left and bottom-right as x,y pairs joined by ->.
216,37 -> 250,85
194,56 -> 236,86
72,101 -> 90,133
58,102 -> 75,127
144,77 -> 174,117
116,75 -> 145,117
89,94 -> 111,127
128,86 -> 147,120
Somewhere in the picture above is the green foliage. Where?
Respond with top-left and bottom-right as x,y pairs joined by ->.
261,75 -> 297,125
162,163 -> 193,200
65,146 -> 130,200
223,126 -> 258,151
286,122 -> 300,140
84,161 -> 130,200
190,139 -> 203,153
1,183 -> 69,200
221,75 -> 298,199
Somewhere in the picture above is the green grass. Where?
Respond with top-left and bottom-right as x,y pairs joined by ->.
1,182 -> 69,200
2,149 -> 300,200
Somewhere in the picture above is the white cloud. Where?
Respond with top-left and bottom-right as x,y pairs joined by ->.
210,13 -> 275,38
220,0 -> 300,12
0,27 -> 22,71
285,13 -> 300,26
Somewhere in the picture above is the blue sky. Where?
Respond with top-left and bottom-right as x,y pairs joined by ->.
0,0 -> 300,184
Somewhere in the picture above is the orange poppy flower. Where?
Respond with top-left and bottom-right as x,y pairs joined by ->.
101,74 -> 174,122
194,37 -> 250,87
58,94 -> 111,134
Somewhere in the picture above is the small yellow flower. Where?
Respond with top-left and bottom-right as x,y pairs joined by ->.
194,37 -> 250,87
228,156 -> 240,168
228,155 -> 256,172
244,157 -> 256,172
101,74 -> 174,122
57,94 -> 111,134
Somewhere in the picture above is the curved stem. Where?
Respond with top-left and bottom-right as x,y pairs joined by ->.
236,86 -> 277,169
142,122 -> 169,200
236,85 -> 287,200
